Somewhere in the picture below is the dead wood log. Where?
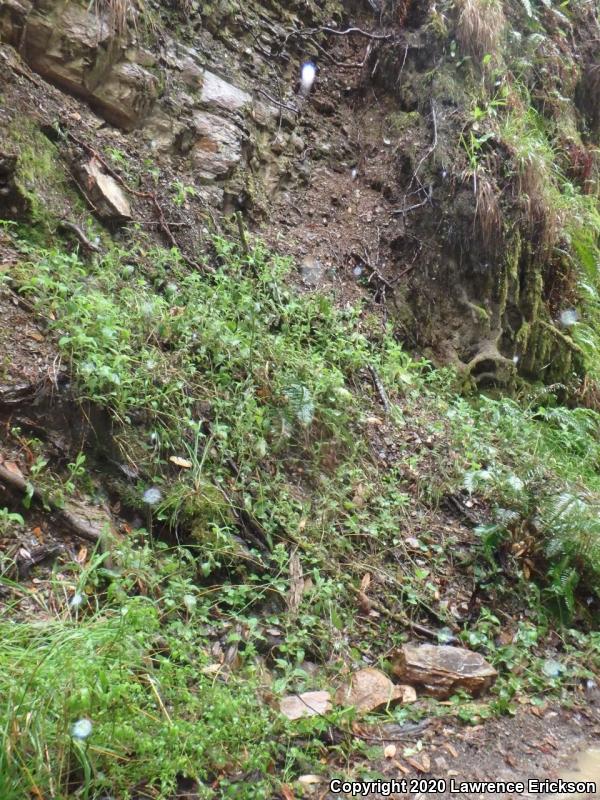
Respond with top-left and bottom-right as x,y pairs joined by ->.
0,462 -> 103,542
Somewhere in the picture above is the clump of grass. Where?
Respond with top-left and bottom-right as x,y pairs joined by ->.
93,0 -> 142,35
499,103 -> 563,258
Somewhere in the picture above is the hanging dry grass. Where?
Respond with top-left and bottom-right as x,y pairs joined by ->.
456,0 -> 505,64
474,173 -> 502,255
92,0 -> 143,36
517,160 -> 562,259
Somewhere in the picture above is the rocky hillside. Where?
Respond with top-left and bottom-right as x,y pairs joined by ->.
0,0 -> 599,798
2,0 -> 599,387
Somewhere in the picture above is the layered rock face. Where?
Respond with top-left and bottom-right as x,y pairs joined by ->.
1,0 -> 597,388
0,0 -> 280,193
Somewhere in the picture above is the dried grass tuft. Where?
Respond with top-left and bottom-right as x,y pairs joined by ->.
474,173 -> 502,254
92,0 -> 143,36
456,0 -> 505,65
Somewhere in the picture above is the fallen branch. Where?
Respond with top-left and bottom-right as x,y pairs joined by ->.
58,220 -> 101,253
412,99 -> 438,182
349,584 -> 457,643
393,100 -> 438,216
394,262 -> 418,281
367,364 -> 391,415
322,26 -> 393,39
285,25 -> 393,44
391,194 -> 430,216
0,462 -> 102,542
255,87 -> 298,114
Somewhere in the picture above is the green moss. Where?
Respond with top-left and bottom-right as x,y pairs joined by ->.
516,320 -> 531,351
467,300 -> 490,323
519,246 -> 543,323
4,119 -> 88,228
387,110 -> 422,135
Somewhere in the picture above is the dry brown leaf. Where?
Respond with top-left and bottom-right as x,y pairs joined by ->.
280,691 -> 332,721
444,743 -> 458,758
384,744 -> 397,759
281,785 -> 295,800
421,753 -> 431,771
335,668 -> 408,714
359,573 -> 371,593
3,461 -> 24,478
169,456 -> 193,469
393,759 -> 410,775
357,591 -> 371,615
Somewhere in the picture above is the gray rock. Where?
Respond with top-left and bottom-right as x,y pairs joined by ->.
91,61 -> 158,130
301,256 -> 325,287
16,2 -> 157,130
144,107 -> 186,152
200,70 -> 251,113
0,0 -> 32,46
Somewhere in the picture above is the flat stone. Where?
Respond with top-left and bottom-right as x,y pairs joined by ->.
79,159 -> 132,221
391,644 -> 497,699
200,70 -> 251,113
280,690 -> 332,721
335,668 -> 416,714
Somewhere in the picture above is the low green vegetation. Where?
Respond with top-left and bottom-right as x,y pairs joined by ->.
0,226 -> 599,796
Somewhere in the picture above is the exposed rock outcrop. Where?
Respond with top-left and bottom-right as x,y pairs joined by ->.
0,0 -> 292,205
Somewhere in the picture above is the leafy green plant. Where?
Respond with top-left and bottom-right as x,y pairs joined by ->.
0,507 -> 25,530
171,180 -> 198,207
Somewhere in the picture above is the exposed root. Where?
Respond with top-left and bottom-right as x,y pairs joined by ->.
0,461 -> 106,543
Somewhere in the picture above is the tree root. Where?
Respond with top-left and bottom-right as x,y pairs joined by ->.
0,461 -> 104,543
